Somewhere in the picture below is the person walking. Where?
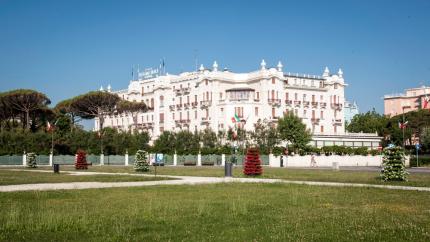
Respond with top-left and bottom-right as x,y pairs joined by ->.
310,154 -> 317,167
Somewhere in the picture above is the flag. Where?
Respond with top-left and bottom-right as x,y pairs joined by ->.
424,95 -> 429,109
234,114 -> 241,122
398,121 -> 409,129
46,121 -> 53,132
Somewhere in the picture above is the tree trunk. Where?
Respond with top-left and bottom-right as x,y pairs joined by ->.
26,110 -> 30,130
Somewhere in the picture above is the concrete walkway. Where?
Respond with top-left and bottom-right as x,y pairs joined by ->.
1,169 -> 430,193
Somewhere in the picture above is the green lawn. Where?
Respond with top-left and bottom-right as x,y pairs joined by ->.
17,165 -> 430,187
0,183 -> 429,241
0,170 -> 169,185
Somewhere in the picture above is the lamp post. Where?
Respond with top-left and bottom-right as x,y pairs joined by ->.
401,101 -> 409,149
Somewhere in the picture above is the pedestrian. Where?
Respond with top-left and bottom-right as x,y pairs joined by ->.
310,154 -> 317,167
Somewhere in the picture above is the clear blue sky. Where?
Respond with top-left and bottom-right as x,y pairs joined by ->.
1,0 -> 429,116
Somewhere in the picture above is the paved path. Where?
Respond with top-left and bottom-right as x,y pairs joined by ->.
1,169 -> 430,193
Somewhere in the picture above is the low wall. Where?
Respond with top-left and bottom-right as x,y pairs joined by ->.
269,155 -> 411,167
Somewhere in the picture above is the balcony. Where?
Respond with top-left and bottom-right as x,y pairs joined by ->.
320,102 -> 327,109
201,117 -> 211,123
200,100 -> 212,108
294,100 -> 301,107
285,100 -> 293,106
183,103 -> 190,109
268,99 -> 281,106
176,104 -> 183,110
169,105 -> 175,111
303,101 -> 310,108
331,103 -> 343,110
311,102 -> 318,108
175,87 -> 191,96
311,118 -> 320,124
332,118 -> 343,125
269,116 -> 279,123
175,119 -> 191,125
191,102 -> 198,108
254,98 -> 260,102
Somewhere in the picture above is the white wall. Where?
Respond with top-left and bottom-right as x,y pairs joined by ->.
269,155 -> 411,167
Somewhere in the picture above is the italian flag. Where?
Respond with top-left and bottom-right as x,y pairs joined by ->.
398,121 -> 408,129
231,114 -> 241,123
46,121 -> 53,132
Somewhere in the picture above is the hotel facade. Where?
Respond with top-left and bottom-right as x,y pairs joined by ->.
96,60 -> 381,149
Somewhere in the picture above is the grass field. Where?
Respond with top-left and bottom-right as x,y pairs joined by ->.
13,165 -> 430,187
0,183 -> 429,241
0,170 -> 169,185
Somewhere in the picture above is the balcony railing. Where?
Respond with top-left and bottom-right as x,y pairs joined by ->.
201,117 -> 211,123
311,118 -> 320,124
183,103 -> 190,109
268,99 -> 281,106
176,104 -> 183,110
303,101 -> 310,107
169,105 -> 175,111
332,118 -> 343,125
294,100 -> 301,107
320,102 -> 327,108
175,87 -> 191,96
311,102 -> 318,108
285,100 -> 293,106
200,100 -> 212,108
331,103 -> 343,110
191,102 -> 198,108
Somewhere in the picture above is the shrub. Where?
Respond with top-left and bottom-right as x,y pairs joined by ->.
381,147 -> 408,181
75,149 -> 88,169
134,150 -> 149,172
26,152 -> 37,168
243,148 -> 262,176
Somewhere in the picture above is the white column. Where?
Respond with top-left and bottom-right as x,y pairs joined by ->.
125,151 -> 129,166
49,152 -> 53,166
23,152 -> 26,167
197,153 -> 202,166
100,154 -> 104,166
221,154 -> 225,166
173,153 -> 177,166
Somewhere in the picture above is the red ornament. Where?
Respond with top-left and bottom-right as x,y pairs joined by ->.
75,149 -> 88,169
243,148 -> 263,176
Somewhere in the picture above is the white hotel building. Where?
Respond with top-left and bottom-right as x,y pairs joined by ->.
97,60 -> 381,149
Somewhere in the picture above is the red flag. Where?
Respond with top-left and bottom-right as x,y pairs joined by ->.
399,121 -> 408,129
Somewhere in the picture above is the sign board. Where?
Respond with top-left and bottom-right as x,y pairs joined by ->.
387,143 -> 395,149
415,143 -> 421,150
155,153 -> 164,163
138,68 -> 159,80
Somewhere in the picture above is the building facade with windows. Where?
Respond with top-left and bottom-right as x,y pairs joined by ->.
384,85 -> 430,117
96,60 -> 381,149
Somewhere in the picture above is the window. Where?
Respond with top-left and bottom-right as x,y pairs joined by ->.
320,111 -> 324,119
272,77 -> 276,84
285,92 -> 289,100
303,109 -> 307,118
179,112 -> 182,120
194,95 -> 197,102
271,108 -> 276,118
312,95 -> 315,102
235,107 -> 244,118
187,111 -> 189,120
195,110 -> 197,119
173,113 -> 175,120
321,125 -> 324,133
295,93 -> 298,100
255,107 -> 258,116
160,95 -> 164,107
221,107 -> 224,113
205,80 -> 208,85
150,98 -> 154,108
334,125 -> 337,133
141,87 -> 144,95
320,95 -> 323,101
159,113 -> 164,123
220,92 -> 223,100
228,90 -> 251,100
256,92 -> 260,100
312,110 -> 315,119
303,94 -> 306,101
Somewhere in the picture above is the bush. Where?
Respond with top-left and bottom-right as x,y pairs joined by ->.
381,147 -> 408,181
75,149 -> 88,169
409,155 -> 430,167
134,150 -> 150,172
26,152 -> 37,168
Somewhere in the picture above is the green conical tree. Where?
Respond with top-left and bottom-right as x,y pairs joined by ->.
27,152 -> 37,168
134,150 -> 149,172
381,147 -> 408,181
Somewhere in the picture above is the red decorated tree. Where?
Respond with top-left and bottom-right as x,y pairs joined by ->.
75,149 -> 88,169
243,148 -> 263,176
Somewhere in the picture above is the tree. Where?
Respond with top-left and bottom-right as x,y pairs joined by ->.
54,98 -> 81,131
153,131 -> 176,155
250,119 -> 280,154
199,128 -> 217,148
175,130 -> 200,155
2,89 -> 51,130
346,109 -> 388,135
277,113 -> 312,152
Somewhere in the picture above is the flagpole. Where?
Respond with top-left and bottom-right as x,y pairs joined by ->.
402,106 -> 405,149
